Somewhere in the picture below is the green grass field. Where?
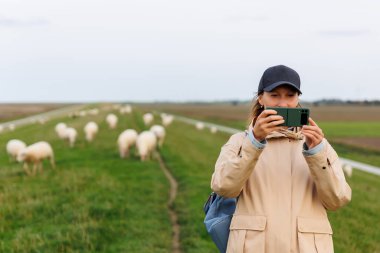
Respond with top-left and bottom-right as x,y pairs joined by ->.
0,108 -> 172,253
160,112 -> 380,167
0,105 -> 379,253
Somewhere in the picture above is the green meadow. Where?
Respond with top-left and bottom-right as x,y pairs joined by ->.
0,108 -> 172,253
0,105 -> 379,253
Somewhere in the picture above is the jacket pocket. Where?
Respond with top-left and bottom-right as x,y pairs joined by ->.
297,217 -> 334,253
227,215 -> 266,253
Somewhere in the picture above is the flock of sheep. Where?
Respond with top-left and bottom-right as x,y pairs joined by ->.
4,105 -> 177,176
4,104 -> 352,178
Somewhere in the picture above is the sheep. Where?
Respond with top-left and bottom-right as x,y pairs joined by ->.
84,121 -> 99,142
117,129 -> 138,158
195,122 -> 204,130
0,125 -> 4,133
150,125 -> 166,147
6,139 -> 27,162
88,108 -> 99,116
119,105 -> 132,114
106,114 -> 118,129
210,126 -> 218,134
8,124 -> 16,131
64,127 -> 78,148
136,131 -> 157,161
55,122 -> 67,139
143,113 -> 154,126
17,141 -> 55,176
79,110 -> 87,117
125,105 -> 132,114
342,163 -> 353,178
161,114 -> 174,126
38,117 -> 48,124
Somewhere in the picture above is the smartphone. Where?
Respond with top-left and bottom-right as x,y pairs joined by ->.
266,107 -> 310,127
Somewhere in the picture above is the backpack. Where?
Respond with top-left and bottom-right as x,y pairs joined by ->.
203,192 -> 237,253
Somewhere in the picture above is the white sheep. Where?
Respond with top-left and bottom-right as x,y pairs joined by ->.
342,163 -> 353,178
64,127 -> 78,148
136,131 -> 157,161
117,129 -> 138,158
38,117 -> 48,124
161,114 -> 174,126
119,105 -> 132,114
79,110 -> 87,117
143,113 -> 154,126
125,105 -> 132,113
17,141 -> 55,176
106,114 -> 118,129
88,108 -> 99,116
6,139 -> 27,162
150,125 -> 166,147
8,124 -> 16,131
210,126 -> 218,134
195,122 -> 204,130
0,125 -> 4,133
55,122 -> 67,139
84,122 -> 99,142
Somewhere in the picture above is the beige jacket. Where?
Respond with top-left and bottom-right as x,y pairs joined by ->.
211,130 -> 351,253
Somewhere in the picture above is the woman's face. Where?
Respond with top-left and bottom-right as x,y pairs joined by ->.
258,85 -> 299,108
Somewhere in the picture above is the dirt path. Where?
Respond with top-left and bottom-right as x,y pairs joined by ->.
155,152 -> 182,253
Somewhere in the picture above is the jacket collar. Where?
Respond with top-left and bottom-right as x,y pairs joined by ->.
266,127 -> 304,141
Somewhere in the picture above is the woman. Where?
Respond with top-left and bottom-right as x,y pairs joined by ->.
211,65 -> 351,253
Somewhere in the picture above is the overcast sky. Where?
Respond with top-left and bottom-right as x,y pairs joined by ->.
1,0 -> 379,102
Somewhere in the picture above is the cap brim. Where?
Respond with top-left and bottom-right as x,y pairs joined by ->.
263,81 -> 302,94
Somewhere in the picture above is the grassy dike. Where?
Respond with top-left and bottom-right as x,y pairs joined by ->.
1,107 -> 379,252
0,108 -> 172,253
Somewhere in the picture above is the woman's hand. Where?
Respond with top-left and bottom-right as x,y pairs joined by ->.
252,109 -> 285,141
301,117 -> 324,149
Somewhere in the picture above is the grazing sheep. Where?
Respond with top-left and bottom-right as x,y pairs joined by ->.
55,122 -> 67,139
117,129 -> 138,158
17,141 -> 55,176
79,110 -> 87,117
0,125 -> 4,133
119,105 -> 132,114
161,114 -> 174,126
143,113 -> 154,126
88,108 -> 99,116
84,122 -> 99,142
150,125 -> 166,147
210,126 -> 218,134
342,164 -> 353,178
8,124 -> 16,131
38,117 -> 48,124
125,105 -> 132,113
6,139 -> 27,162
106,114 -> 118,129
195,122 -> 204,130
136,131 -> 157,161
64,127 -> 78,148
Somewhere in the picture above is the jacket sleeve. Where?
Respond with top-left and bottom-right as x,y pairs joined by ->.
304,139 -> 352,211
211,132 -> 264,198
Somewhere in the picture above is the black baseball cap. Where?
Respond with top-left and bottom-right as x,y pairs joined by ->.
258,65 -> 301,94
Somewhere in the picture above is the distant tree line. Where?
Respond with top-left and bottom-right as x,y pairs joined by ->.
312,99 -> 380,106
144,99 -> 380,106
